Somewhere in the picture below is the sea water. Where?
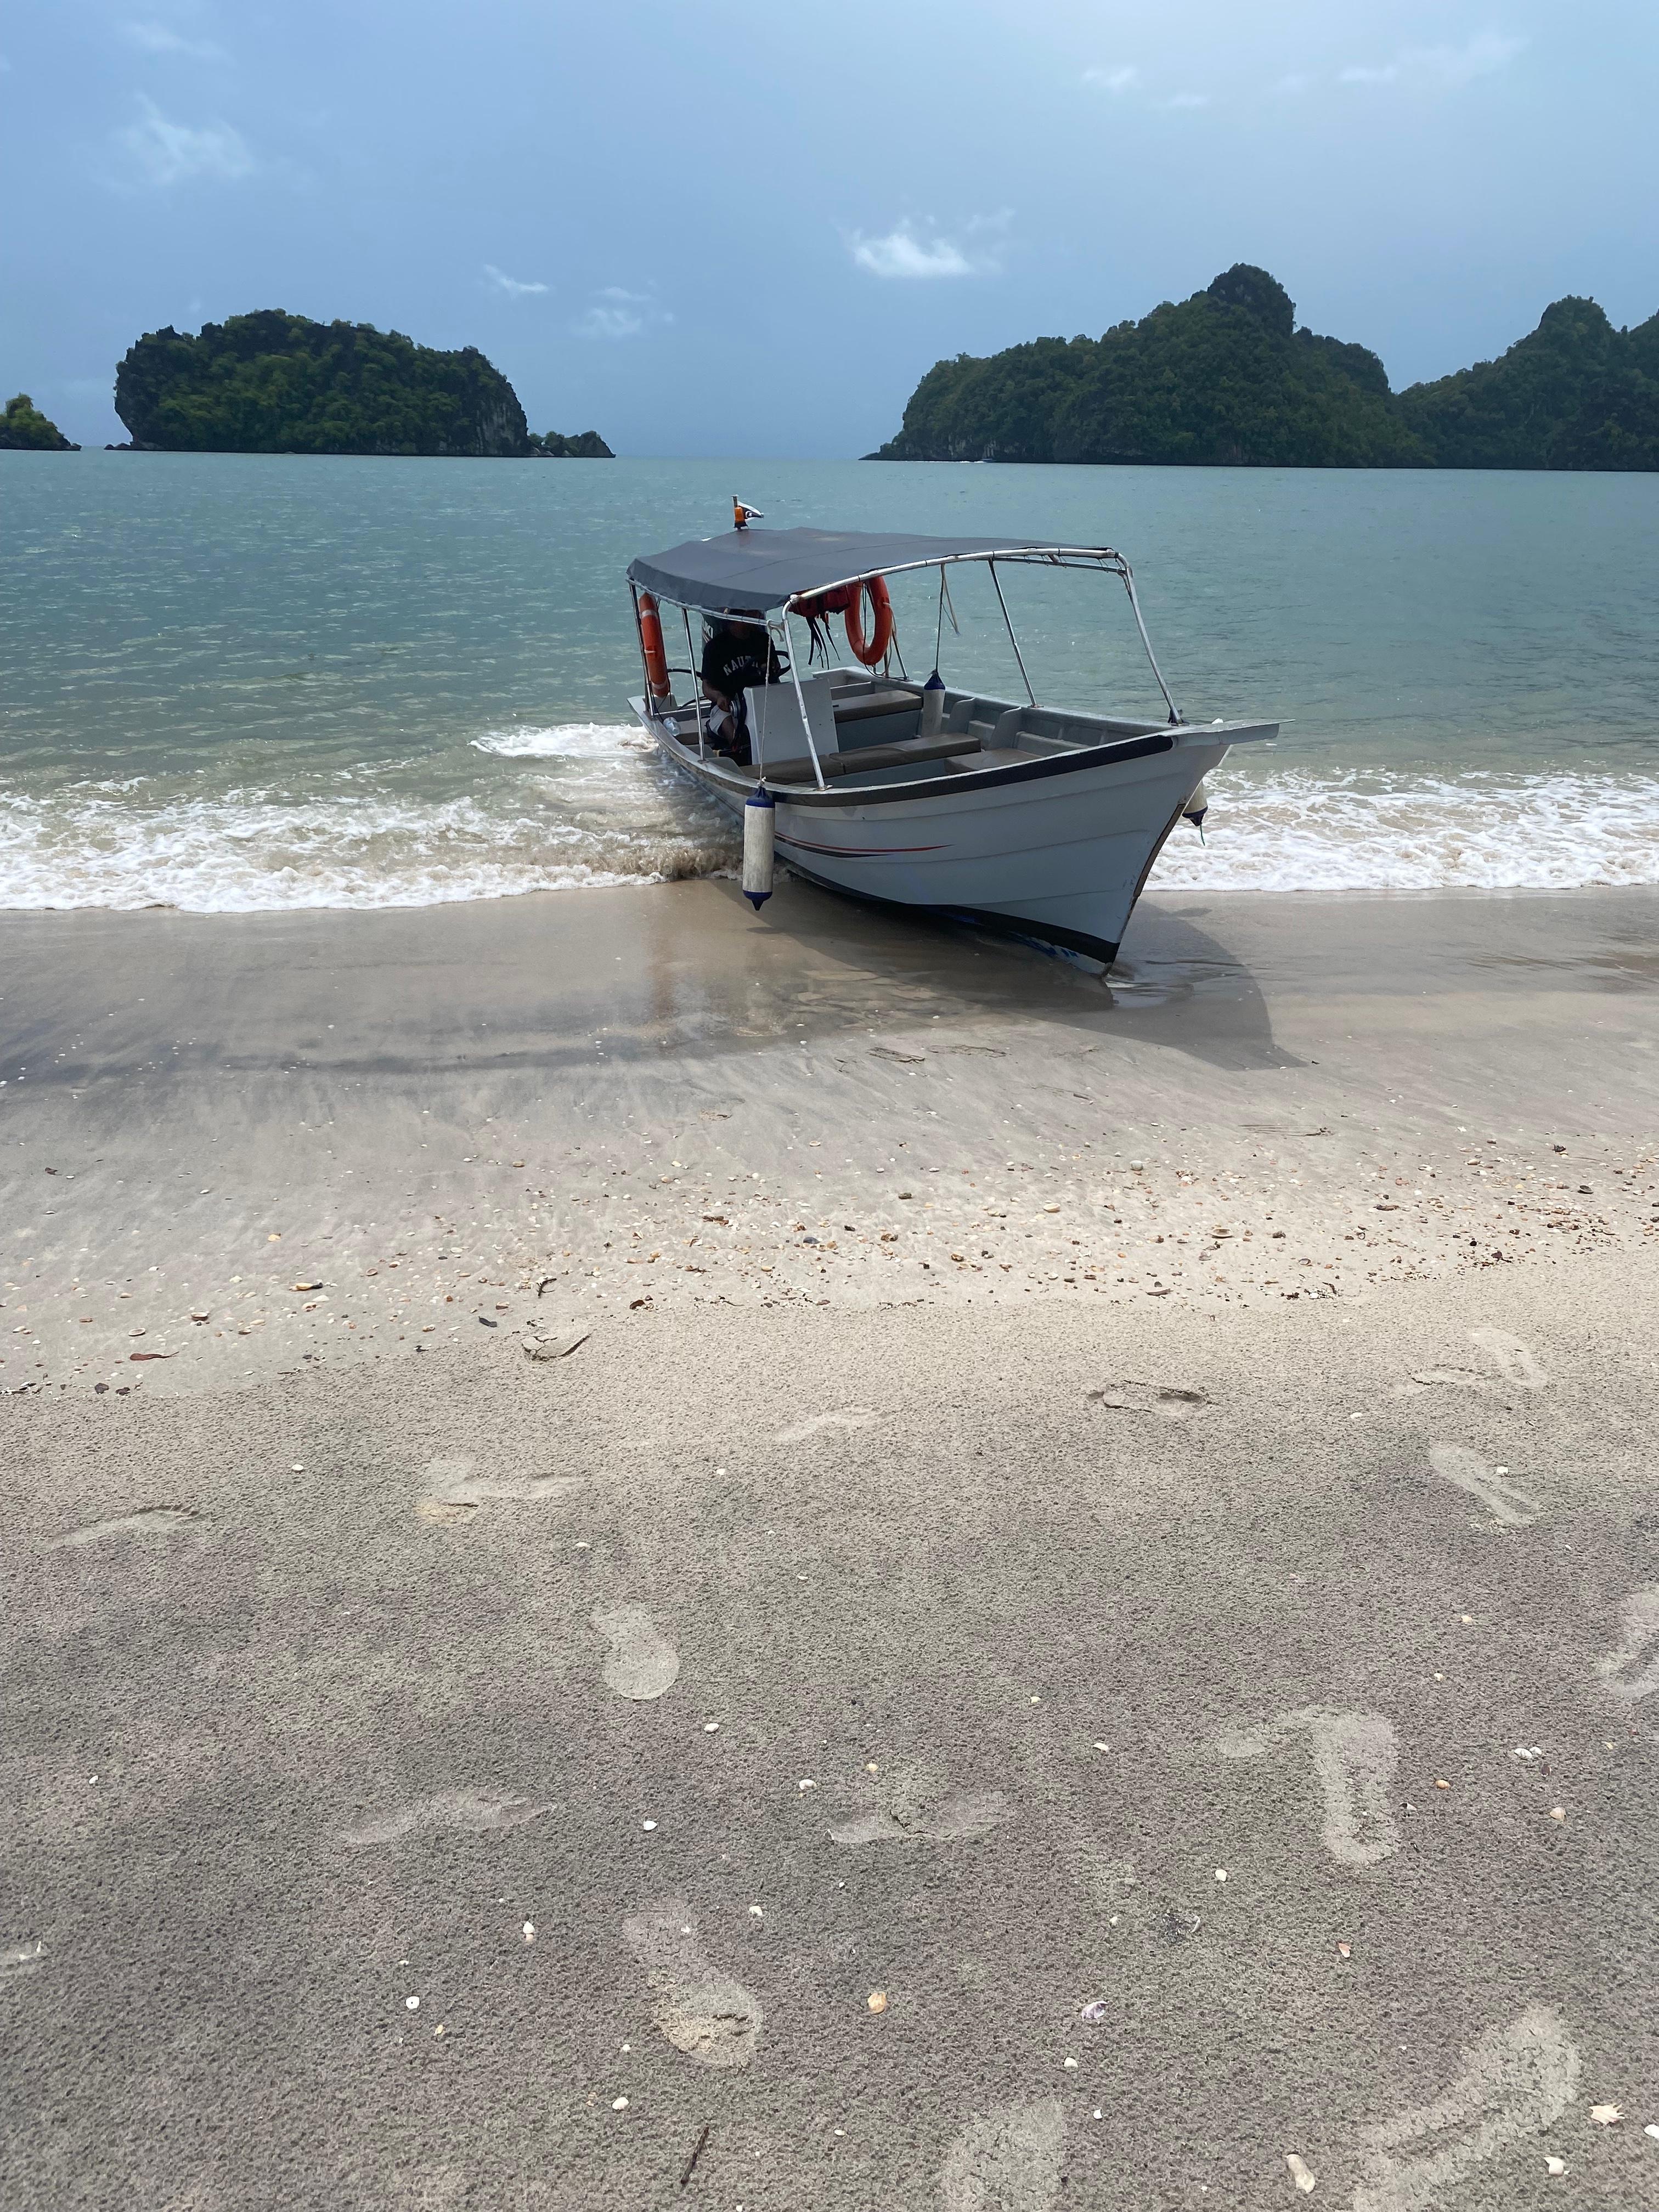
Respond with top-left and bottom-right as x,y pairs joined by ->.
2,451 -> 1656,912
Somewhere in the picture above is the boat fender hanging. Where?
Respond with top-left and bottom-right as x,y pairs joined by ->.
920,668 -> 946,736
843,575 -> 894,668
636,592 -> 673,703
742,783 -> 776,910
1183,778 -> 1209,840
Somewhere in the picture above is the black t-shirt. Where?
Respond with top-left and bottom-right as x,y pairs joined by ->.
701,627 -> 779,704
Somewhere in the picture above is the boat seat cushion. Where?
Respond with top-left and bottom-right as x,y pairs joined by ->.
832,687 -> 922,724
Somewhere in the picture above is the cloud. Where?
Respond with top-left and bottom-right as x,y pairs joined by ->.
122,22 -> 227,61
1340,31 -> 1526,92
577,286 -> 669,340
1163,91 -> 1210,110
848,213 -> 1008,281
1081,65 -> 1140,94
483,263 -> 548,298
114,96 -> 255,185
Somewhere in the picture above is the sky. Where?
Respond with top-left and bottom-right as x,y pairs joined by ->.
3,1 -> 1656,455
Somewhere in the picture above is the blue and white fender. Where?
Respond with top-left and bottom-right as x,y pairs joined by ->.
742,782 -> 776,910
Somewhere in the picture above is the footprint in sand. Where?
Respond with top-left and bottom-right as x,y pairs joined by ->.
622,1897 -> 761,2070
416,1453 -> 584,1521
1087,1381 -> 1207,1420
1396,1367 -> 1497,1397
1469,1327 -> 1547,1390
1,1941 -> 46,1980
592,1604 -> 680,1701
1351,2003 -> 1579,2212
339,1791 -> 550,1845
1429,1443 -> 1541,1528
939,2097 -> 1064,2212
1595,1584 -> 1659,1706
44,1507 -> 202,1550
830,1782 -> 1011,1847
1217,1706 -> 1400,1868
775,1409 -> 880,1446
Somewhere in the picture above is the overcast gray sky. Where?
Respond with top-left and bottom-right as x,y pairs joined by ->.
4,1 -> 1656,453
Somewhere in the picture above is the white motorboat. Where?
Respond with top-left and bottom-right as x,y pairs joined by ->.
625,519 -> 1276,965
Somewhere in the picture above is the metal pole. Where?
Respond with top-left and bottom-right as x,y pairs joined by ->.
989,560 -> 1036,706
681,603 -> 706,757
780,606 -> 827,789
1121,567 -> 1182,725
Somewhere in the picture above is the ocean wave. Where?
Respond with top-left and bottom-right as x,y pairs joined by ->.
470,721 -> 656,761
5,742 -> 1657,913
0,725 -> 738,912
1150,770 -> 1659,893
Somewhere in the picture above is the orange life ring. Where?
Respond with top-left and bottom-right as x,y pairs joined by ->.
843,575 -> 894,668
637,592 -> 672,700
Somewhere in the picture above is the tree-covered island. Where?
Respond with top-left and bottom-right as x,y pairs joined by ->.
112,311 -> 612,458
0,394 -> 79,449
871,266 -> 1659,471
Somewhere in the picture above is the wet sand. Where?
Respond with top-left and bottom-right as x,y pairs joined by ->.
3,881 -> 1658,2209
3,880 -> 1657,1392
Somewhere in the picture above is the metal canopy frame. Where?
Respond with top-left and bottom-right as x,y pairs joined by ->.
633,546 -> 1183,794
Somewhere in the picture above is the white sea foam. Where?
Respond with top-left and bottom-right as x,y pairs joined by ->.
4,741 -> 1657,913
470,721 -> 652,761
0,724 -> 738,913
1151,770 -> 1659,893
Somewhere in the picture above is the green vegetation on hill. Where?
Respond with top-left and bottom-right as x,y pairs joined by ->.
872,266 -> 1659,471
1399,296 -> 1659,470
0,393 -> 78,450
115,311 -> 532,456
527,430 -> 614,457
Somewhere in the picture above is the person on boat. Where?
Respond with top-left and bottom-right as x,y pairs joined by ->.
700,614 -> 780,765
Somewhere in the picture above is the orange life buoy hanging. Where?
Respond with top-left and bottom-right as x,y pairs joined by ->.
636,591 -> 672,701
843,575 -> 894,668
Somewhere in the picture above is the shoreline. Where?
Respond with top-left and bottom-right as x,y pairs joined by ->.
4,878 -> 1655,1398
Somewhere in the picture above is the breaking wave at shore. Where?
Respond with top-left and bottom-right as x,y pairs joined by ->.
4,727 -> 1658,912
1151,768 -> 1659,893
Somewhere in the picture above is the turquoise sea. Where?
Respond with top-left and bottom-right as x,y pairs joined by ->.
2,451 -> 1657,910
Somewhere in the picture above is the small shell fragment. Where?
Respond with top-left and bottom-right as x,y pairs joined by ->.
1545,2155 -> 1567,2175
1080,2000 -> 1111,2024
1285,2152 -> 1316,2193
867,1990 -> 887,2013
1590,2104 -> 1621,2125
612,2096 -> 629,2111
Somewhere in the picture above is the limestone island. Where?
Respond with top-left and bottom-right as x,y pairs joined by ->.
112,310 -> 611,458
869,264 -> 1659,470
0,394 -> 79,450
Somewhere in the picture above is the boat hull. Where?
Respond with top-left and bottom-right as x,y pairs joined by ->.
636,707 -> 1273,963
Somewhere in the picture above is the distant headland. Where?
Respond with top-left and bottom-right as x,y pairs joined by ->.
1,394 -> 79,450
868,265 -> 1659,471
106,311 -> 611,458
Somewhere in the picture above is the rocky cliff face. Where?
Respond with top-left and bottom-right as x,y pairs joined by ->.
115,312 -> 531,456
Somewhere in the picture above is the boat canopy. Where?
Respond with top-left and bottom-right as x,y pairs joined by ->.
626,527 -> 1126,617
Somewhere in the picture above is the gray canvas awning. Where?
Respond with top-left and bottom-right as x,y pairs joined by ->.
626,527 -> 1121,617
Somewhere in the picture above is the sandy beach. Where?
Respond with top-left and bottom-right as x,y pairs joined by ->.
3,879 -> 1657,2208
